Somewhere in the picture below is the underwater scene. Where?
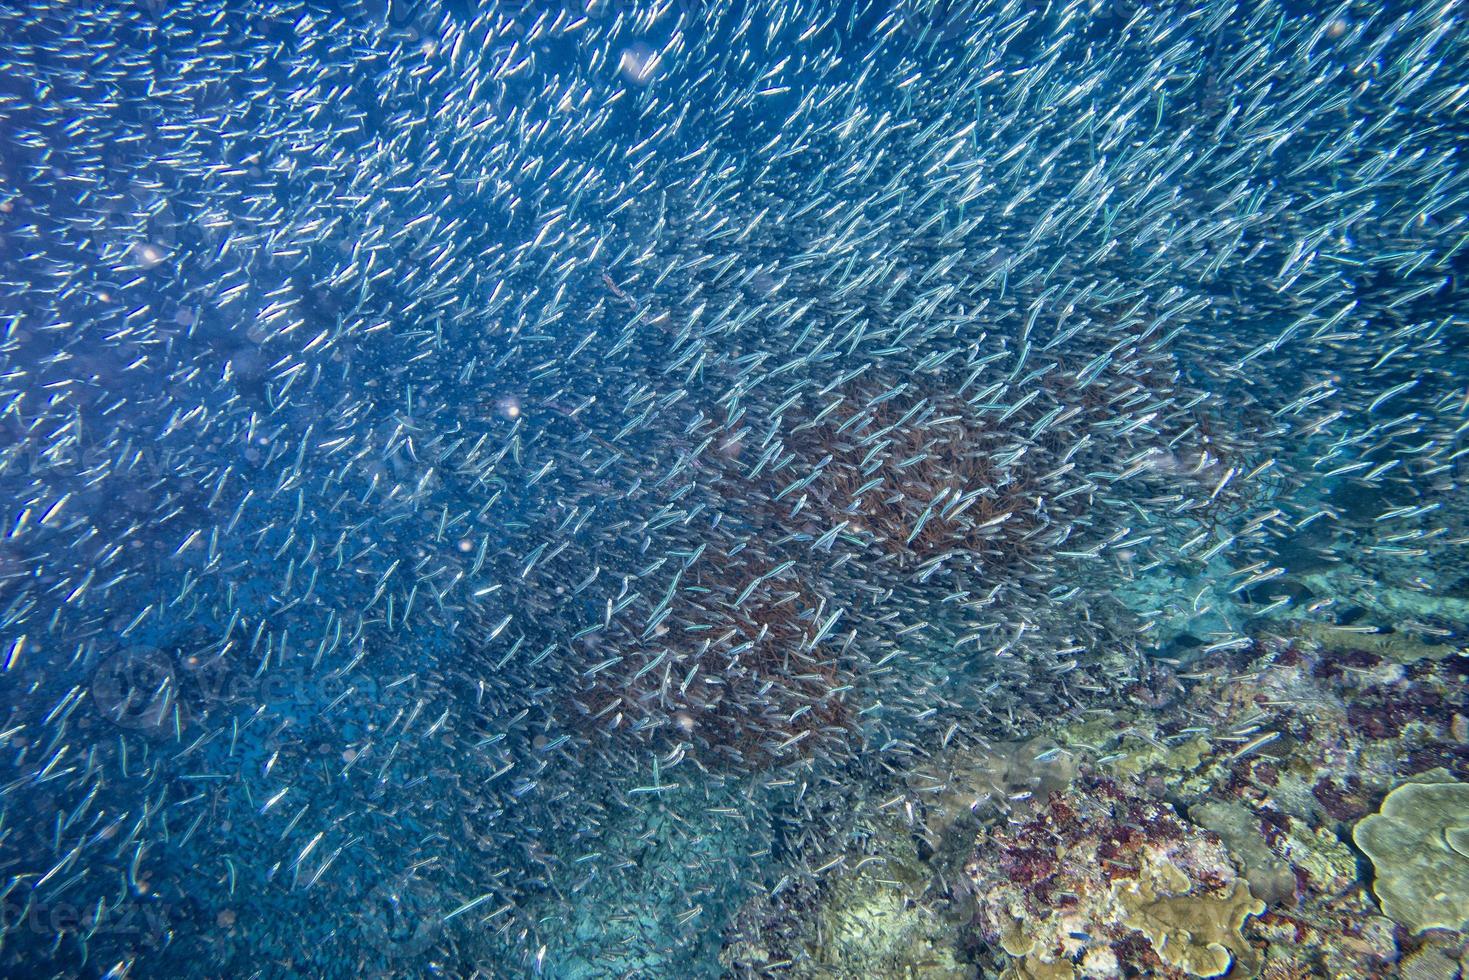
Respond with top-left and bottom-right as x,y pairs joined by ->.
1,0 -> 1466,977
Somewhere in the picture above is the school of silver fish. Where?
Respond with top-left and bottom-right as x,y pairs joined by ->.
0,0 -> 1464,975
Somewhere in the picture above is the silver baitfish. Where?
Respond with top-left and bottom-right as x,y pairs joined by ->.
0,0 -> 1463,975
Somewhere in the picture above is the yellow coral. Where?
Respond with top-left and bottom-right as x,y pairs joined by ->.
1007,954 -> 1077,980
1353,780 -> 1469,935
1116,855 -> 1265,978
1109,733 -> 1210,781
998,916 -> 1036,957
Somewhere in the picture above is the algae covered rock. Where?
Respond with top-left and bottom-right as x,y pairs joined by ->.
1353,779 -> 1469,934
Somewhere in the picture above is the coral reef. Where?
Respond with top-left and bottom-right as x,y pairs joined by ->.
721,804 -> 975,978
721,621 -> 1467,977
1396,939 -> 1469,980
962,772 -> 1262,979
1354,779 -> 1469,935
1191,802 -> 1296,906
812,873 -> 973,979
1117,860 -> 1263,977
908,736 -> 1081,860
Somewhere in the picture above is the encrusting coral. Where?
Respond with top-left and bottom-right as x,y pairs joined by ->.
1116,854 -> 1264,977
1353,779 -> 1469,935
1192,802 -> 1297,907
